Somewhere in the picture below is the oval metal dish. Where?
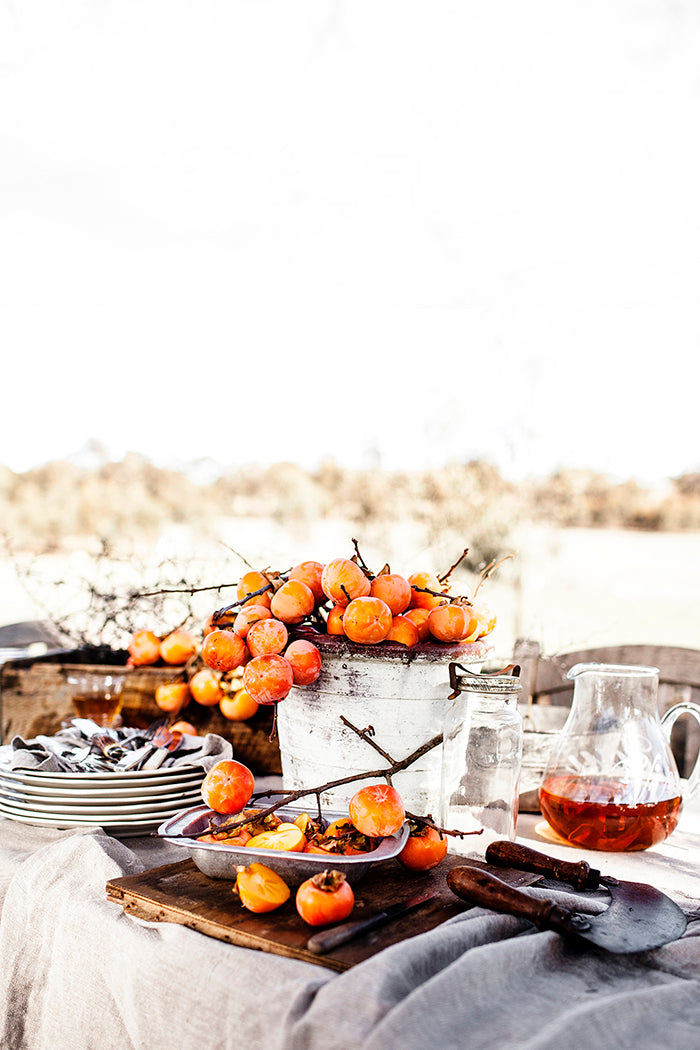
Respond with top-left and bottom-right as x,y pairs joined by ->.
157,802 -> 409,885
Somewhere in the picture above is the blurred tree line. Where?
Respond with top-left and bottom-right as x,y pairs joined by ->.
1,454 -> 699,566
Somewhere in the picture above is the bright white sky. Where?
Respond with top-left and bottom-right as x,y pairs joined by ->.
2,0 -> 700,483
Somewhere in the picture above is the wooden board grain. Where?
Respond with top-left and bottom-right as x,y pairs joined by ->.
106,855 -> 475,972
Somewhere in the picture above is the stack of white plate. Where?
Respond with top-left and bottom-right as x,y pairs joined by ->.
0,765 -> 205,837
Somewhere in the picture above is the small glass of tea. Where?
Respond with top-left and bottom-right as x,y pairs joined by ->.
66,669 -> 126,728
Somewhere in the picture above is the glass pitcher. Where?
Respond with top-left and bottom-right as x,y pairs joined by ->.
539,663 -> 700,851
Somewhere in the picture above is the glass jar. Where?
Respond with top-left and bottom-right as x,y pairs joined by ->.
440,666 -> 523,858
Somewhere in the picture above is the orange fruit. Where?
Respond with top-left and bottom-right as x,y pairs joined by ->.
159,630 -> 199,665
342,596 -> 393,644
349,783 -> 405,837
128,630 -> 161,666
234,863 -> 290,913
201,759 -> 255,815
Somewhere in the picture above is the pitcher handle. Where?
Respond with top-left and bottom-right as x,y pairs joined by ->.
660,702 -> 700,800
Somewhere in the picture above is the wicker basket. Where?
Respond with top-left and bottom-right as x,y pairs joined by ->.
0,658 -> 281,775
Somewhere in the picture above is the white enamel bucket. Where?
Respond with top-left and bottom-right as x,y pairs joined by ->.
275,634 -> 491,817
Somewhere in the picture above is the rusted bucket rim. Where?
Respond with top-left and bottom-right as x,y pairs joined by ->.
290,628 -> 493,664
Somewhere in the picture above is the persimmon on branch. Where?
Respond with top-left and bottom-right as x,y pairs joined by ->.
181,716 -> 480,842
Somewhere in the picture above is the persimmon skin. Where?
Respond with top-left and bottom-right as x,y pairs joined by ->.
472,600 -> 497,638
189,668 -> 225,707
169,719 -> 198,736
295,870 -> 355,926
398,825 -> 448,871
349,783 -> 405,837
321,558 -> 371,607
326,605 -> 345,635
243,654 -> 294,704
201,759 -> 255,815
384,615 -> 420,647
407,571 -> 446,611
369,574 -> 412,616
128,630 -> 161,666
343,596 -> 393,644
237,571 -> 273,609
159,630 -> 199,665
201,629 -> 248,673
235,862 -> 290,913
154,681 -> 190,714
270,580 -> 315,624
427,604 -> 470,643
404,607 -> 431,642
246,618 -> 289,657
288,561 -> 326,604
284,640 -> 322,685
233,604 -> 272,639
219,688 -> 259,721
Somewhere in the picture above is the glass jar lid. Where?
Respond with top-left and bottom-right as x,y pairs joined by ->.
449,662 -> 522,697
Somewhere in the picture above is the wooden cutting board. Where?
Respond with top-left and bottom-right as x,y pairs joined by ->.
107,854 -> 479,972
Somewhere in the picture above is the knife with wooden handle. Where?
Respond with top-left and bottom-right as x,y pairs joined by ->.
306,890 -> 438,954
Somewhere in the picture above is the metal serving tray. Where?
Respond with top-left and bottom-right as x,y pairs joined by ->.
157,802 -> 409,886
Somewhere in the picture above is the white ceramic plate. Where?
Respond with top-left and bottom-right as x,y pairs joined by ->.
0,807 -> 171,836
0,765 -> 204,789
0,789 -> 205,817
0,773 -> 204,800
0,796 -> 198,824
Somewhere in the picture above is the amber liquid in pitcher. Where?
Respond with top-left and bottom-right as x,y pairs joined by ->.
539,775 -> 682,851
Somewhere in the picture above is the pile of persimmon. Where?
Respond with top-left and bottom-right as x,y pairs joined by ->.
125,547 -> 500,719
198,550 -> 499,708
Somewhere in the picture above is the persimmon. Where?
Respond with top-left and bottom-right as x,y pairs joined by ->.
323,818 -> 377,854
246,823 -> 306,852
472,600 -> 497,638
349,783 -> 405,837
233,603 -> 272,638
326,605 -> 345,635
243,654 -> 294,704
198,828 -> 251,846
128,630 -> 161,666
201,759 -> 255,814
159,630 -> 199,665
427,603 -> 470,643
321,558 -> 371,607
189,667 -> 225,707
219,687 -> 259,721
284,639 -> 322,685
270,579 -> 315,624
288,561 -> 325,604
201,629 -> 248,672
369,573 -> 412,615
296,869 -> 354,926
237,570 -> 273,609
204,609 -> 236,635
398,823 -> 448,871
154,681 -> 190,714
407,571 -> 447,611
246,617 -> 289,657
342,596 -> 393,645
384,615 -> 420,647
169,719 -> 198,735
404,607 -> 431,642
234,862 -> 290,913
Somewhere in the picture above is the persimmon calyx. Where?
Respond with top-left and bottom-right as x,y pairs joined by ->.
311,869 -> 348,893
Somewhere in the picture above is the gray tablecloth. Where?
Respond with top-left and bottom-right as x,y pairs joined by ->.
1,813 -> 700,1050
